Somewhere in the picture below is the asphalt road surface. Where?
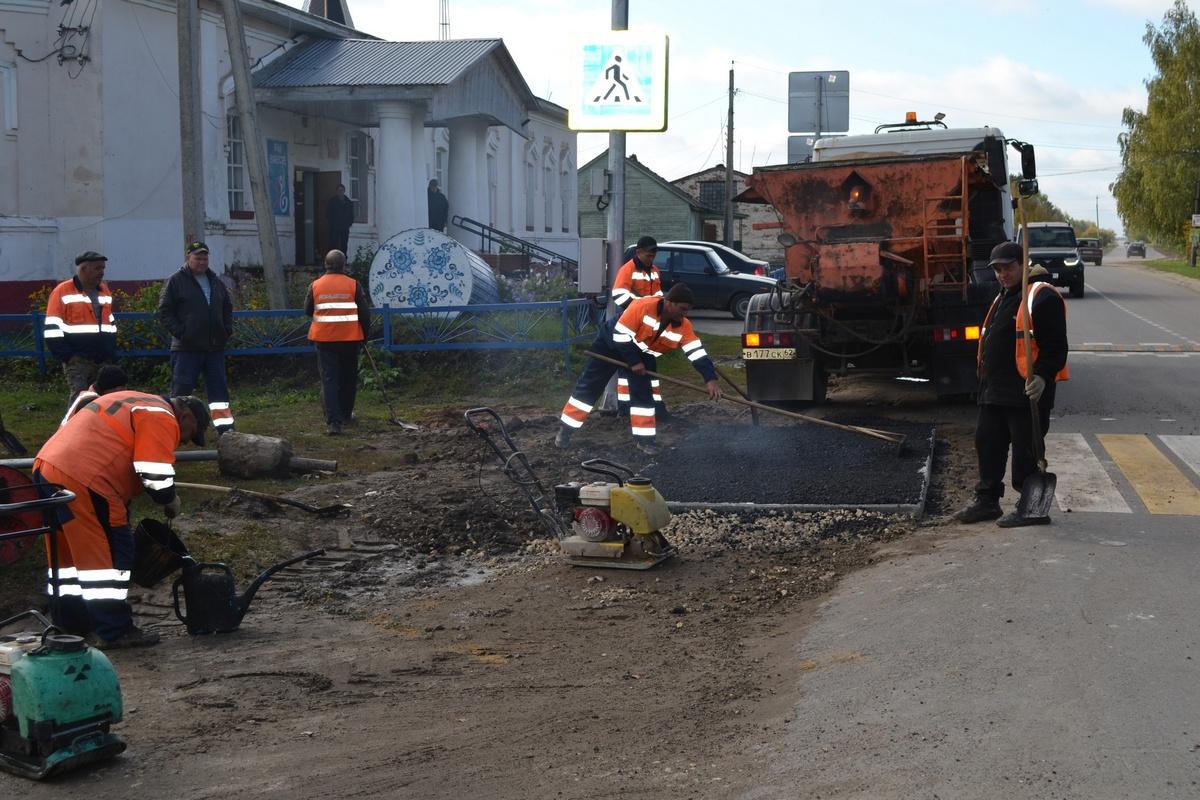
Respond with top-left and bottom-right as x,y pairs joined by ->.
744,250 -> 1200,798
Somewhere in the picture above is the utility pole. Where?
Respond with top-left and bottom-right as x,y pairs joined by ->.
177,0 -> 204,246
598,0 -> 628,413
439,0 -> 450,40
220,0 -> 286,309
1096,195 -> 1100,231
723,63 -> 734,248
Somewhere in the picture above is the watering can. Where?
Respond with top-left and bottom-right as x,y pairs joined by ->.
171,549 -> 324,635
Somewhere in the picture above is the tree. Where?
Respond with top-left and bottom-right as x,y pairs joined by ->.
1111,0 -> 1200,248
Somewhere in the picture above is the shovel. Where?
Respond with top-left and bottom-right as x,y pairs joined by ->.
362,343 -> 419,430
0,412 -> 27,456
175,482 -> 352,516
1014,196 -> 1056,520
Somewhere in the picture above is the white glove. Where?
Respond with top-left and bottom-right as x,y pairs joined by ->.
1025,375 -> 1047,402
162,495 -> 181,519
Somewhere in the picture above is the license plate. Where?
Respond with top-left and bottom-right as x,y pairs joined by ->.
742,348 -> 796,360
1052,273 -> 1059,279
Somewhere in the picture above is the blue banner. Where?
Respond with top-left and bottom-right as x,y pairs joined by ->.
267,139 -> 289,216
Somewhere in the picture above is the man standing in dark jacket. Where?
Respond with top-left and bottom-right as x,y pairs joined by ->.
326,184 -> 354,255
156,241 -> 237,435
955,241 -> 1069,527
427,179 -> 449,232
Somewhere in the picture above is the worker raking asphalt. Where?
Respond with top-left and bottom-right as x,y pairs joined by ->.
646,418 -> 934,508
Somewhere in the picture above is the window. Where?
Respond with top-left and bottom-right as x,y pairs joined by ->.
525,149 -> 537,232
543,162 -> 554,233
348,132 -> 369,224
435,146 -> 447,188
226,115 -> 246,215
675,251 -> 711,274
559,151 -> 572,233
698,180 -> 723,212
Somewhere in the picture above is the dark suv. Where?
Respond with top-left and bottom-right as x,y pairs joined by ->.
1018,222 -> 1085,298
622,242 -> 776,319
1126,241 -> 1146,257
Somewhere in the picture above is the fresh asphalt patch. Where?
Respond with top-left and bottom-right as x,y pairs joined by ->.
646,417 -> 935,514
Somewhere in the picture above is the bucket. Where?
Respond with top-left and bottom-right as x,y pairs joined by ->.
131,519 -> 189,588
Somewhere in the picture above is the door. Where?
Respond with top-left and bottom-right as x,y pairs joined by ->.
671,250 -> 720,309
293,169 -> 317,265
316,171 -> 343,259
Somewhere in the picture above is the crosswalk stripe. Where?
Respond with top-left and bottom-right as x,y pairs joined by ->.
1097,434 -> 1200,515
1044,433 -> 1131,513
1158,436 -> 1200,481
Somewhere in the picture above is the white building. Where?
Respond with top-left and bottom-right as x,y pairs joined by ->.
0,0 -> 578,308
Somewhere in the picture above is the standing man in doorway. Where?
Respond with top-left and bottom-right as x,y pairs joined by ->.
326,184 -> 355,256
304,249 -> 371,436
428,179 -> 449,232
43,251 -> 118,408
156,241 -> 236,435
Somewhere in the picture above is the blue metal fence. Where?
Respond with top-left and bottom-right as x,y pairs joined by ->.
0,298 -> 601,374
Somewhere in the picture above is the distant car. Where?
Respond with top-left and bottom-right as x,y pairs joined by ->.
1076,237 -> 1103,266
1126,241 -> 1146,257
663,241 -> 771,276
621,242 -> 777,319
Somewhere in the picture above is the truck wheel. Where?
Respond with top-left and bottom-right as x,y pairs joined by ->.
730,293 -> 751,320
1070,279 -> 1085,298
1096,258 -> 1102,266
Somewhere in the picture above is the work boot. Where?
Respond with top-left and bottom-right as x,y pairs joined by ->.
87,626 -> 161,650
635,439 -> 661,456
996,511 -> 1051,528
327,421 -> 343,436
554,425 -> 572,449
953,496 -> 1003,523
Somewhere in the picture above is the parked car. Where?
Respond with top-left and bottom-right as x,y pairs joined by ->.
621,242 -> 776,319
663,241 -> 771,276
1076,237 -> 1103,266
1017,222 -> 1086,298
1126,241 -> 1146,257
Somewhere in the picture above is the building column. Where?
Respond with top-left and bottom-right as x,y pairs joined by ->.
410,106 -> 429,230
375,101 -> 416,242
447,117 -> 488,248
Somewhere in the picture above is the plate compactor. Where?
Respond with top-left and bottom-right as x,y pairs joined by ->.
0,483 -> 126,780
465,407 -> 675,570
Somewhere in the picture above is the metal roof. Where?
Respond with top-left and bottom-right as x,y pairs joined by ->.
255,38 -> 510,88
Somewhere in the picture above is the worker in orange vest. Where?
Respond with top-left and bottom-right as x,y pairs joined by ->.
34,391 -> 209,648
304,249 -> 372,435
956,241 -> 1069,528
42,251 -> 118,408
611,236 -> 669,417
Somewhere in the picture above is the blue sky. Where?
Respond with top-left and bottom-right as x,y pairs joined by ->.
281,0 -> 1199,233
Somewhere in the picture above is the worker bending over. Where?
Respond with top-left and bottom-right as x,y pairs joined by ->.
557,283 -> 720,456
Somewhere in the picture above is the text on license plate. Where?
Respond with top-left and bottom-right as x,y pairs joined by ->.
743,348 -> 796,360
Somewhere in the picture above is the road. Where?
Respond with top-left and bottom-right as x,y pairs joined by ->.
745,248 -> 1200,798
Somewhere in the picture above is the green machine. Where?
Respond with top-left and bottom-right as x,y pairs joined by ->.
0,478 -> 126,780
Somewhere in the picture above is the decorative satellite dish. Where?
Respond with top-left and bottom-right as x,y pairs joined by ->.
368,229 -> 499,318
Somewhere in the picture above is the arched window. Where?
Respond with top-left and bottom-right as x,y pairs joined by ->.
543,144 -> 556,234
524,144 -> 538,232
559,149 -> 572,233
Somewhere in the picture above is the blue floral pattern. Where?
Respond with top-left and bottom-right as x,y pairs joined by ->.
369,229 -> 499,319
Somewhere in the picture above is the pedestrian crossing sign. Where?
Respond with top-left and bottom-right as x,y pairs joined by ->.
568,32 -> 669,132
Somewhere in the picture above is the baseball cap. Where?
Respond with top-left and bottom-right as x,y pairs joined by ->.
665,282 -> 695,305
636,235 -> 658,252
75,250 -> 108,265
987,241 -> 1024,267
186,241 -> 210,255
174,395 -> 210,447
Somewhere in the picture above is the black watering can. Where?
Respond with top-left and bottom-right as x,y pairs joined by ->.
171,549 -> 324,635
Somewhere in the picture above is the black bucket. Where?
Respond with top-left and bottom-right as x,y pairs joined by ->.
132,519 -> 189,588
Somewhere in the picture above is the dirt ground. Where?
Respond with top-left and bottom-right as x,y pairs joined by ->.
2,378 -> 981,799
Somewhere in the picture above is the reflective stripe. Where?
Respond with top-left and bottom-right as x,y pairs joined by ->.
131,405 -> 172,415
54,322 -> 116,334
142,477 -> 174,491
209,402 -> 230,410
687,348 -> 708,362
47,583 -> 84,596
630,426 -> 657,437
617,378 -> 630,387
631,271 -> 652,281
652,290 -> 664,297
661,330 -> 683,342
314,302 -> 358,310
650,380 -> 661,386
568,397 -> 593,413
612,289 -> 633,302
43,315 -> 65,326
629,406 -> 656,416
560,413 -> 585,428
133,461 -> 175,475
48,567 -> 79,580
60,294 -> 113,305
642,315 -> 659,328
212,417 -> 235,428
312,314 -> 359,322
79,587 -> 129,601
42,329 -> 65,338
682,339 -> 703,352
645,348 -> 665,357
614,322 -> 637,337
77,568 -> 131,582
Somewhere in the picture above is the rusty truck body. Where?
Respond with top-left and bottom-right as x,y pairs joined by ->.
738,121 -> 1033,402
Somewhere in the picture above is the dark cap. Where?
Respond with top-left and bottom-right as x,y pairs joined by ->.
93,364 -> 128,394
173,395 -> 210,447
186,241 -> 209,255
987,241 -> 1024,267
665,282 -> 695,305
75,251 -> 108,266
636,235 -> 658,252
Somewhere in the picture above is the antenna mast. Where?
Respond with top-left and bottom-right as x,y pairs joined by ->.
439,0 -> 450,39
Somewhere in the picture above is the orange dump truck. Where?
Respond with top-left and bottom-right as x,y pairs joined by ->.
737,119 -> 1038,402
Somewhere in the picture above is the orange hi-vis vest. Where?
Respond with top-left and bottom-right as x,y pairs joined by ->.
35,391 -> 180,504
308,273 -> 364,342
613,296 -> 708,362
978,282 -> 1070,383
42,278 -> 117,353
611,259 -> 663,309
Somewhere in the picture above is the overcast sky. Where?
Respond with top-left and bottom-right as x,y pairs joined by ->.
281,0 -> 1199,234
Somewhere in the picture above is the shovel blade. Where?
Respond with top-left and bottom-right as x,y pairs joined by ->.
0,429 -> 27,456
1016,470 -> 1057,519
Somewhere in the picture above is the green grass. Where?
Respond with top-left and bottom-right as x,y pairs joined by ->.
1140,258 -> 1200,281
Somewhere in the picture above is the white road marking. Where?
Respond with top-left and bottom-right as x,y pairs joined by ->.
1086,284 -> 1200,346
1082,342 -> 1112,347
1159,436 -> 1200,481
1045,433 -> 1132,513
